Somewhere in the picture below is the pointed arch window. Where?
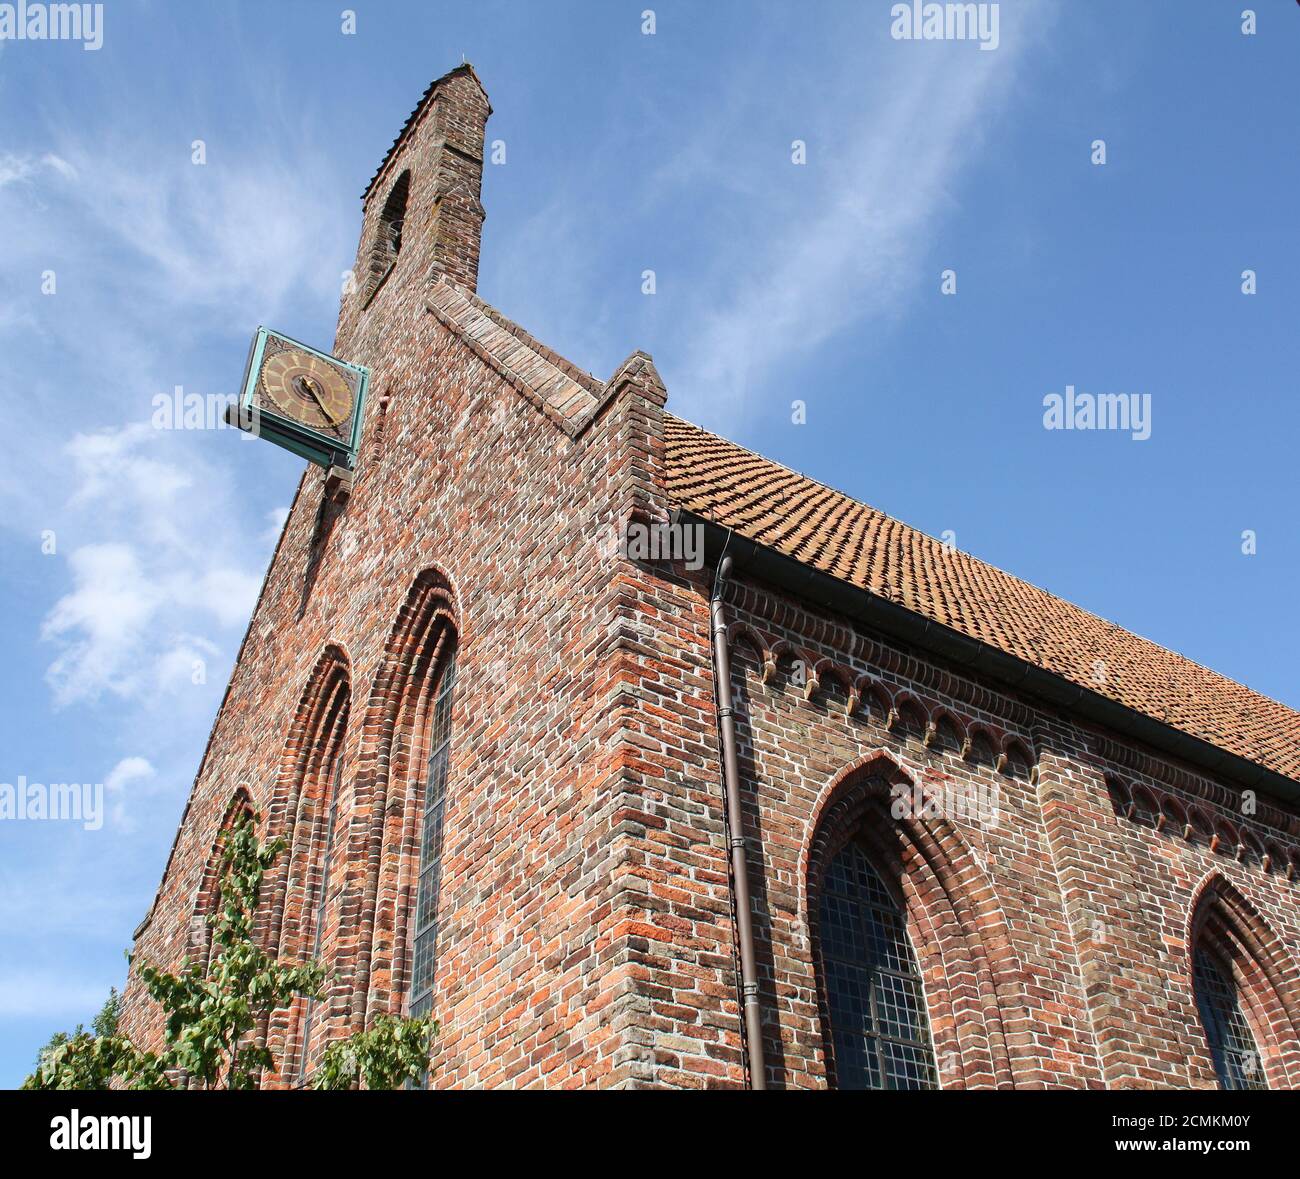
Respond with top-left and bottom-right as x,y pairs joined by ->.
1193,945 -> 1267,1091
818,840 -> 938,1089
408,648 -> 457,1019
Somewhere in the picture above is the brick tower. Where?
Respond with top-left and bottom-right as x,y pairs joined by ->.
122,65 -> 1300,1090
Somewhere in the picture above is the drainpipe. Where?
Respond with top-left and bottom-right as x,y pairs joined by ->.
710,550 -> 768,1090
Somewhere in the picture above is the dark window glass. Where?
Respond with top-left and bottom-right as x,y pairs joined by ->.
409,651 -> 456,1019
818,841 -> 938,1090
1194,946 -> 1267,1090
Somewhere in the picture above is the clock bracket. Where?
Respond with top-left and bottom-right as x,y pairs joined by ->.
324,464 -> 354,506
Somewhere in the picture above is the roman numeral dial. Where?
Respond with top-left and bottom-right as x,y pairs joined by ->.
260,350 -> 355,436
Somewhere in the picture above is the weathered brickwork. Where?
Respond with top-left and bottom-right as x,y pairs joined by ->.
633,573 -> 1300,1088
120,65 -> 1300,1089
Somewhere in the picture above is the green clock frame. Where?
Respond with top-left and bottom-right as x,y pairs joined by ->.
236,326 -> 371,470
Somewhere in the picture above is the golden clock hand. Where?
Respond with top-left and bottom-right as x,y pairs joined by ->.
297,375 -> 333,423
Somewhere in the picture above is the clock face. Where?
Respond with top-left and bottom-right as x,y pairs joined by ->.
259,349 -> 355,436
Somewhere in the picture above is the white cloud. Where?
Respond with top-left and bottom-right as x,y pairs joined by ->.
1,88 -> 350,711
42,141 -> 348,317
0,45 -> 355,1087
42,543 -> 161,703
482,7 -> 1057,429
105,756 -> 154,794
195,568 -> 262,628
156,635 -> 220,694
39,424 -> 264,706
104,755 -> 156,831
261,505 -> 290,545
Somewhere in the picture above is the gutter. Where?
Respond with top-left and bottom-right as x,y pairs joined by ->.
710,549 -> 768,1090
683,511 -> 1300,811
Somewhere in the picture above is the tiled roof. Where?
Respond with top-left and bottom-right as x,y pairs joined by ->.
663,414 -> 1300,782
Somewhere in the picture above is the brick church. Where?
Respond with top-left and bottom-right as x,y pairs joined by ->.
120,65 -> 1300,1089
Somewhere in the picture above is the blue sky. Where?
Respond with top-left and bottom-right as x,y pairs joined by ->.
1,0 -> 1297,1086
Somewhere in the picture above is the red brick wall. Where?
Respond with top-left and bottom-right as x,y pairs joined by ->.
615,559 -> 1300,1088
120,67 -> 672,1088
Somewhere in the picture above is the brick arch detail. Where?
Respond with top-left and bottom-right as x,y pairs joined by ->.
725,620 -> 771,681
260,644 -> 350,1083
262,644 -> 351,952
347,567 -> 460,1026
1185,871 -> 1300,1089
189,787 -> 255,968
800,750 -> 1030,1089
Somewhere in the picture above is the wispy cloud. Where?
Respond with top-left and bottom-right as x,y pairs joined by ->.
485,4 -> 1056,428
0,152 -> 76,189
0,91 -> 337,1077
50,142 -> 349,314
666,8 -> 1055,425
1,97 -> 345,708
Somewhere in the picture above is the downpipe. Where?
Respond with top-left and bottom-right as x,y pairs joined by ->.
710,551 -> 768,1090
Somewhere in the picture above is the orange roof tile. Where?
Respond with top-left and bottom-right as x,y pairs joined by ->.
664,414 -> 1300,782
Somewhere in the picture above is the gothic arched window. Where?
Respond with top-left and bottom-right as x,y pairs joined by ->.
1193,945 -> 1267,1090
818,840 -> 939,1089
408,648 -> 457,1020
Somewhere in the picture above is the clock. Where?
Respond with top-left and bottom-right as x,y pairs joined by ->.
261,350 -> 355,434
232,327 -> 370,469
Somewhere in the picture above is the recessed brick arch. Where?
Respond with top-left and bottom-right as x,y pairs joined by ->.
963,724 -> 999,768
260,644 -> 350,1084
726,621 -> 771,684
810,658 -> 855,711
1185,872 -> 1300,1089
347,568 -> 460,1025
263,645 -> 351,952
927,707 -> 967,755
800,752 -> 1031,1089
190,787 -> 255,969
363,168 -> 411,303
